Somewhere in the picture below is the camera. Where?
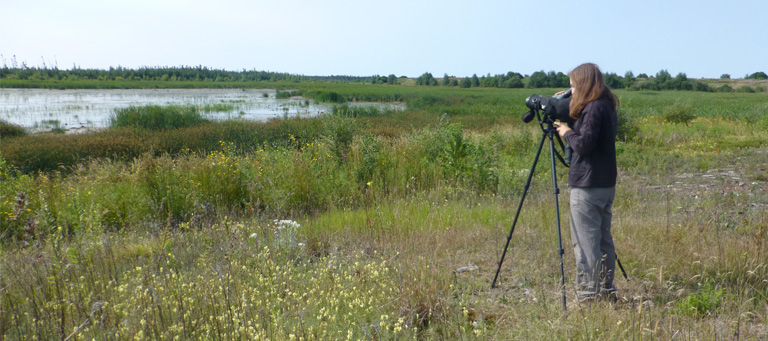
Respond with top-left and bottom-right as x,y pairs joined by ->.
521,89 -> 573,165
522,89 -> 571,124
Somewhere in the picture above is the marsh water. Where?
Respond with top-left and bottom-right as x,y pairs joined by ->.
0,88 -> 405,133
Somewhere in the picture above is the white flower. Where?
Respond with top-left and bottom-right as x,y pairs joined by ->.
249,233 -> 258,239
274,219 -> 300,229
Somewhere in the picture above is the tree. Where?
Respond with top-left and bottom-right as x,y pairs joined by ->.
604,73 -> 625,89
720,74 -> 730,79
460,77 -> 471,88
503,75 -> 524,88
527,71 -> 548,88
471,74 -> 480,87
746,71 -> 768,80
387,74 -> 397,85
416,72 -> 437,86
441,73 -> 450,86
623,71 -> 636,88
484,74 -> 498,87
655,69 -> 672,84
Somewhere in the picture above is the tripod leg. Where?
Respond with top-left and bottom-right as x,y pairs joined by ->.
616,254 -> 628,280
491,130 -> 548,289
548,128 -> 567,310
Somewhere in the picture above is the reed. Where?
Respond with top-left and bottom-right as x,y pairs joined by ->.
110,105 -> 208,130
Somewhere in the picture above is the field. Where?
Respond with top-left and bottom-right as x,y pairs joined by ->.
1,83 -> 768,339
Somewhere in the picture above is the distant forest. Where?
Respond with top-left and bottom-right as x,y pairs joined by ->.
1,62 -> 766,92
0,65 -> 370,83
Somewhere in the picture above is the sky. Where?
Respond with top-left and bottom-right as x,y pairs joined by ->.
1,0 -> 766,79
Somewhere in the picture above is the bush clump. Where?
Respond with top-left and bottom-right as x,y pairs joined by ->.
664,103 -> 696,125
716,85 -> 734,93
616,111 -> 639,141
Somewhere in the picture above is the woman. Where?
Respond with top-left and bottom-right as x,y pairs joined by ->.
554,63 -> 619,302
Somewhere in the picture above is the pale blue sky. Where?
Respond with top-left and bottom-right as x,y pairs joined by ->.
1,0 -> 766,79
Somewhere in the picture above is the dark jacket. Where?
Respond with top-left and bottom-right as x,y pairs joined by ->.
562,97 -> 617,188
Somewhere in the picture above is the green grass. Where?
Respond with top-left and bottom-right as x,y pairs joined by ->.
1,84 -> 768,339
110,105 -> 208,130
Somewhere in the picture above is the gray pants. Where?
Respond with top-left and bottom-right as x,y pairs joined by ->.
569,186 -> 616,300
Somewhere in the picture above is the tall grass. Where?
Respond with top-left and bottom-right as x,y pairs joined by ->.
0,120 -> 27,138
0,120 -> 520,238
110,105 -> 208,130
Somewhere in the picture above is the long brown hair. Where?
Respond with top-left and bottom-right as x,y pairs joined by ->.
568,63 -> 618,119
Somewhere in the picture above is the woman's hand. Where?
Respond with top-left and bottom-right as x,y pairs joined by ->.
554,122 -> 571,137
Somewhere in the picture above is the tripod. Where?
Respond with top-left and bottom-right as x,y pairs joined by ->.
490,108 -> 570,309
491,107 -> 629,310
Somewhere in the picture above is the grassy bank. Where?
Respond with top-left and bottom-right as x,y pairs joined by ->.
1,85 -> 767,339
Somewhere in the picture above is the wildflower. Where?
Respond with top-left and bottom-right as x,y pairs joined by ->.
274,219 -> 300,229
249,233 -> 258,239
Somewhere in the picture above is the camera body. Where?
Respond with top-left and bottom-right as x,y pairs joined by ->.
522,89 -> 572,124
522,90 -> 573,165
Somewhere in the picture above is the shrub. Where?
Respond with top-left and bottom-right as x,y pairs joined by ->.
441,130 -> 498,192
663,103 -> 696,125
717,85 -> 734,93
355,134 -> 382,185
739,86 -> 755,93
110,105 -> 208,130
321,114 -> 361,164
616,111 -> 639,141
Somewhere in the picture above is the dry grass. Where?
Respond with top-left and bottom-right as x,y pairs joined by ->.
701,78 -> 768,92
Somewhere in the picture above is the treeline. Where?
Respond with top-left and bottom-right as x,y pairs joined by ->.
418,69 -> 767,92
0,65 -> 376,83
1,62 -> 765,92
416,71 -> 531,88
